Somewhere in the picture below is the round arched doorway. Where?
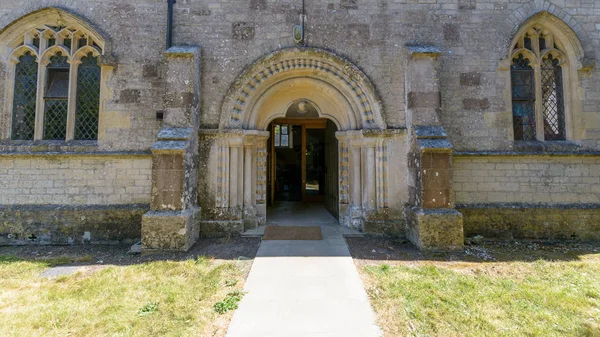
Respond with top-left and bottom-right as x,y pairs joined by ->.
198,47 -> 404,234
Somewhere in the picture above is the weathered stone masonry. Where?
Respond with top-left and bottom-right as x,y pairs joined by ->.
0,152 -> 150,244
0,1 -> 598,250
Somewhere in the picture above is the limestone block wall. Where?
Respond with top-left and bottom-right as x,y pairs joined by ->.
0,154 -> 151,245
454,155 -> 600,240
0,156 -> 152,205
454,156 -> 600,205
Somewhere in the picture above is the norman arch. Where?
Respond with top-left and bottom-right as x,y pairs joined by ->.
219,47 -> 386,131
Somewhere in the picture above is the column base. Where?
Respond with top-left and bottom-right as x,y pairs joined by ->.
339,204 -> 364,231
199,220 -> 244,237
243,206 -> 258,231
406,207 -> 464,251
141,207 -> 200,252
363,208 -> 405,237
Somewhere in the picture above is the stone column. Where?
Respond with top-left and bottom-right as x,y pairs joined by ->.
254,134 -> 269,224
336,129 -> 407,234
141,46 -> 201,252
242,136 -> 258,230
361,129 -> 407,235
351,146 -> 362,208
336,131 -> 364,230
197,130 -> 269,236
405,45 -> 464,251
244,147 -> 253,207
363,142 -> 376,210
229,145 -> 240,209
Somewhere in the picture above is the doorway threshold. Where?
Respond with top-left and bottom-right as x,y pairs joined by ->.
242,202 -> 364,238
241,224 -> 365,238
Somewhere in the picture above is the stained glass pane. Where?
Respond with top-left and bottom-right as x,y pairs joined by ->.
274,125 -> 281,147
512,102 -> 536,141
511,69 -> 534,100
524,37 -> 532,51
45,70 -> 69,98
539,37 -> 546,50
541,55 -> 566,141
43,100 -> 68,140
11,52 -> 38,140
75,53 -> 101,140
47,52 -> 69,68
43,53 -> 69,140
511,54 -> 536,141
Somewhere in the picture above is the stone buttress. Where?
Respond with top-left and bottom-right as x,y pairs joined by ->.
405,46 -> 464,251
141,47 -> 201,252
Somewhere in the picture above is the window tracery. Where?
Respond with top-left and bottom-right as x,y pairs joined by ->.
510,25 -> 567,141
7,25 -> 103,141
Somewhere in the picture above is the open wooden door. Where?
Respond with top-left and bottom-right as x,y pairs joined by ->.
268,118 -> 334,206
268,122 -> 276,205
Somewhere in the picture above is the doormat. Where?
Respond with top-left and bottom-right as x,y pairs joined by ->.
262,226 -> 322,240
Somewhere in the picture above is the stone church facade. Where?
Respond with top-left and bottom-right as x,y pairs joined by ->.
0,1 -> 598,251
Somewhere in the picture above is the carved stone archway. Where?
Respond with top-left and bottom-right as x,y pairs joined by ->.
220,47 -> 386,131
199,48 -> 407,235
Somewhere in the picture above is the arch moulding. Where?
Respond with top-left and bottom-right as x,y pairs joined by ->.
219,47 -> 386,131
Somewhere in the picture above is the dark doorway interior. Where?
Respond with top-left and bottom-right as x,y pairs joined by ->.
274,124 -> 303,201
267,118 -> 338,219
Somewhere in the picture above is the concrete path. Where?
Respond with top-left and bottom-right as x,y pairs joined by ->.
227,203 -> 382,337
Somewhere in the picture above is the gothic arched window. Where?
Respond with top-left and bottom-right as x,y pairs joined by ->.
11,52 -> 38,140
7,26 -> 103,141
510,26 -> 567,141
75,53 -> 101,140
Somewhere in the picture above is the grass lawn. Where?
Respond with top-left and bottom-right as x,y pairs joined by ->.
0,240 -> 257,337
349,239 -> 600,337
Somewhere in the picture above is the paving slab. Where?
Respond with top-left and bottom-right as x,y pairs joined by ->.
39,266 -> 82,278
226,207 -> 382,337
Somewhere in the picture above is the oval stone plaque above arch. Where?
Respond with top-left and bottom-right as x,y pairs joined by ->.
219,47 -> 386,131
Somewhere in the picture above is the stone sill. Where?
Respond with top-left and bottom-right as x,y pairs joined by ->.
0,139 -> 98,150
0,203 -> 150,211
454,141 -> 600,157
0,140 -> 153,157
456,203 -> 600,210
0,145 -> 151,157
454,151 -> 600,157
513,140 -> 582,152
165,46 -> 201,58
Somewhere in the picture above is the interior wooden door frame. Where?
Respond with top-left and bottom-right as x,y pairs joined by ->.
269,122 -> 276,205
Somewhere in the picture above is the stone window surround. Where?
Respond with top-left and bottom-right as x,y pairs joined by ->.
499,13 -> 591,144
2,24 -> 105,143
510,25 -> 568,141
